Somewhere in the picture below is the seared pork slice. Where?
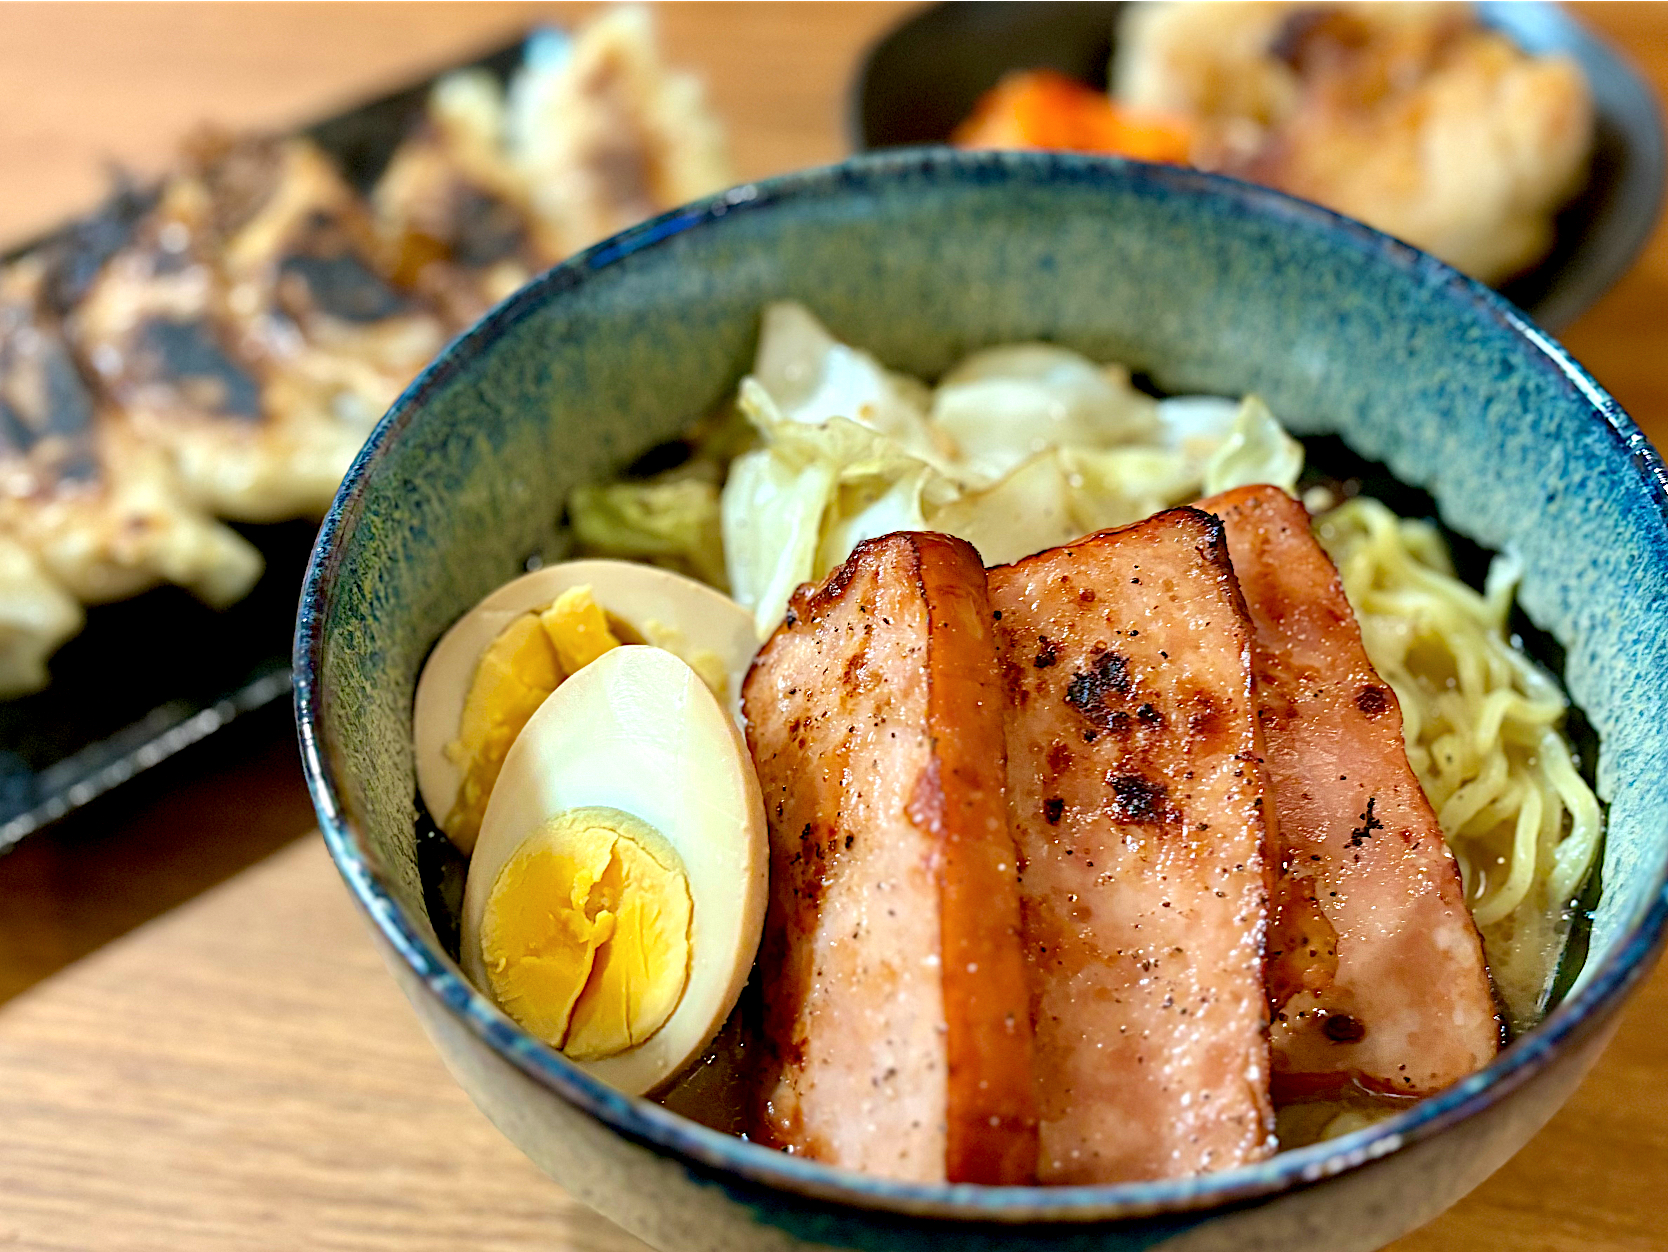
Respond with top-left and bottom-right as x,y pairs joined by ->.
742,531 -> 1036,1184
1202,485 -> 1499,1098
988,508 -> 1276,1184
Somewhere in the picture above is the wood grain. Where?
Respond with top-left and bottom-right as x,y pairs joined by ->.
0,838 -> 652,1252
0,2 -> 1663,1249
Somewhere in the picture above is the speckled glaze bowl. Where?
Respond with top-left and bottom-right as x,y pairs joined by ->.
295,150 -> 1668,1252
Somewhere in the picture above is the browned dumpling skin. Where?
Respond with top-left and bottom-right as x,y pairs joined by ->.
375,8 -> 736,327
210,134 -> 449,507
987,508 -> 1277,1184
373,73 -> 563,329
511,7 -> 732,257
741,532 -> 1037,1185
70,132 -> 447,523
0,258 -> 260,612
1202,484 -> 1500,1099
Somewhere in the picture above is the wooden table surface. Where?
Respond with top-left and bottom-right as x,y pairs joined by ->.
0,4 -> 1664,1249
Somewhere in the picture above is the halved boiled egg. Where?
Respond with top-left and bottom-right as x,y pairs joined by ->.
460,644 -> 768,1094
413,559 -> 758,853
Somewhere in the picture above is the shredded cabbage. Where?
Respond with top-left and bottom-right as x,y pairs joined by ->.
574,301 -> 1307,636
931,344 -> 1159,485
932,451 -> 1082,569
568,479 -> 727,589
750,302 -> 948,471
719,448 -> 835,633
1203,395 -> 1306,496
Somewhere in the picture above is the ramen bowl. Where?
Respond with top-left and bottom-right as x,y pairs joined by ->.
295,149 -> 1668,1252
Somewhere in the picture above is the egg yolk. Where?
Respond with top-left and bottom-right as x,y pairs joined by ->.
544,584 -> 624,674
444,586 -> 621,850
480,806 -> 693,1060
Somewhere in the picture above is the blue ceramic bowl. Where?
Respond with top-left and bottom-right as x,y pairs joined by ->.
295,150 -> 1668,1252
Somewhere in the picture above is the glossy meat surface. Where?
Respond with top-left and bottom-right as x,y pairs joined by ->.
1203,485 -> 1499,1097
742,532 -> 1035,1183
988,508 -> 1276,1183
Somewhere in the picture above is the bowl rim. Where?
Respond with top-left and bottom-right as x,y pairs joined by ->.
295,147 -> 1668,1224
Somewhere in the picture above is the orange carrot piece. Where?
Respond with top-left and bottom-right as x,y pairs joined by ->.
953,70 -> 1192,165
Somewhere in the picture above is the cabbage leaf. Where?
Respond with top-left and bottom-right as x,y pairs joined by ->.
1202,395 -> 1305,496
720,448 -> 837,637
751,302 -> 948,471
704,303 -> 1310,635
928,451 -> 1080,566
930,344 -> 1159,486
569,478 -> 727,588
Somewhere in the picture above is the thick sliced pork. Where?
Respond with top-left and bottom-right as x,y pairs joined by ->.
1202,485 -> 1499,1098
741,531 -> 1036,1184
988,507 -> 1276,1183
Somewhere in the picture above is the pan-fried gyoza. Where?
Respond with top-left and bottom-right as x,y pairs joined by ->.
0,6 -> 732,695
72,133 -> 445,525
0,257 -> 261,696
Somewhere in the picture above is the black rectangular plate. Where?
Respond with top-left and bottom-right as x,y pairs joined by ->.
0,35 -> 530,855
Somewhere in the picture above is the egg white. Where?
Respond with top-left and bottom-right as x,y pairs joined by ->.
412,560 -> 758,833
460,644 -> 768,1096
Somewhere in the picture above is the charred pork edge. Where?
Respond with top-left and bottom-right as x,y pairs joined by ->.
908,531 -> 1040,1186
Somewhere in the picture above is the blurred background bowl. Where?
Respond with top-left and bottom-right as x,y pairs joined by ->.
850,0 -> 1666,330
296,149 -> 1668,1252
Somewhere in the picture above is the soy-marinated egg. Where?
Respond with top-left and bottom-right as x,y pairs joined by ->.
413,560 -> 757,852
461,644 -> 768,1095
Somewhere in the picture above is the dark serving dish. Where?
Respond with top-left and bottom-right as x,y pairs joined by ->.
0,37 -> 527,856
850,0 -> 1666,330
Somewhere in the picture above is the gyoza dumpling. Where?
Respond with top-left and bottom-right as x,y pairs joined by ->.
506,9 -> 733,256
0,533 -> 81,699
0,258 -> 262,612
72,133 -> 448,522
374,70 -> 564,327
